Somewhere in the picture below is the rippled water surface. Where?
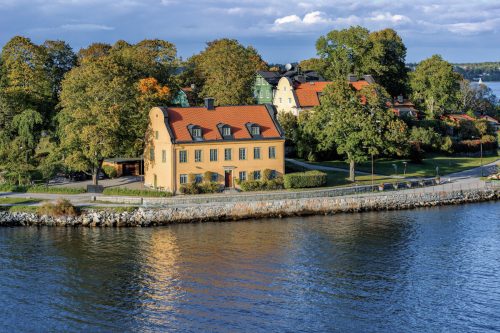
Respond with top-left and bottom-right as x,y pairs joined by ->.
1,202 -> 500,332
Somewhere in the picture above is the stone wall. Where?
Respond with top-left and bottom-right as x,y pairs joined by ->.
1,189 -> 498,227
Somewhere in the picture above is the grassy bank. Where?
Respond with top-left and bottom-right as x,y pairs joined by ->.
0,198 -> 44,205
303,153 -> 499,178
0,184 -> 86,194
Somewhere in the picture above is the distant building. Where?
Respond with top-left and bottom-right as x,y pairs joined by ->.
390,96 -> 419,118
144,98 -> 285,193
273,75 -> 372,116
253,64 -> 324,104
480,115 -> 499,131
171,88 -> 191,107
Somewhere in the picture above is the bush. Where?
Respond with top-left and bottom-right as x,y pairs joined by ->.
0,183 -> 86,194
203,171 -> 213,183
453,135 -> 498,153
239,177 -> 284,192
37,199 -> 79,217
283,170 -> 327,189
187,173 -> 196,184
102,187 -> 172,197
179,182 -> 222,195
441,136 -> 454,154
102,165 -> 118,179
263,169 -> 274,181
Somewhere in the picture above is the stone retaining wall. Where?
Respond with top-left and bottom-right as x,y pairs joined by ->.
1,189 -> 498,227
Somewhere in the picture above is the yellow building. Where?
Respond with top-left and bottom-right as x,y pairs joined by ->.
144,99 -> 285,193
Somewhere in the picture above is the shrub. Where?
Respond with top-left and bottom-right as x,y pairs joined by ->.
203,171 -> 213,183
283,170 -> 327,189
238,177 -> 284,192
27,186 -> 86,194
187,173 -> 196,184
441,136 -> 454,154
102,187 -> 172,197
179,182 -> 222,195
37,199 -> 79,217
102,165 -> 118,179
263,169 -> 274,181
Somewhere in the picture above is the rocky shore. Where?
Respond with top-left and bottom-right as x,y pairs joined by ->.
0,188 -> 498,227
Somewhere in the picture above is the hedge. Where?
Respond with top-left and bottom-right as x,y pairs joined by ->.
239,178 -> 284,192
283,170 -> 327,189
102,187 -> 172,197
179,182 -> 223,195
0,183 -> 86,194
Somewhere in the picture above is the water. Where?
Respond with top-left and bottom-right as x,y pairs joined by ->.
1,202 -> 499,332
482,81 -> 500,99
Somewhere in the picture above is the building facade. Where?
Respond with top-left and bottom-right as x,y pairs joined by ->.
144,100 -> 285,193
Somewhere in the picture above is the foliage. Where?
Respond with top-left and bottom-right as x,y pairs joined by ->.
410,55 -> 461,119
409,126 -> 442,151
102,187 -> 172,197
239,177 -> 284,191
0,183 -> 85,194
316,27 -> 408,96
299,58 -> 326,73
203,171 -> 214,183
262,169 -> 274,181
102,165 -> 118,179
179,182 -> 222,194
283,170 -> 327,189
37,198 -> 79,217
303,81 -> 408,181
453,136 -> 498,153
457,79 -> 497,116
190,39 -> 267,105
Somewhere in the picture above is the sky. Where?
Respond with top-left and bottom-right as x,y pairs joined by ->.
0,0 -> 499,64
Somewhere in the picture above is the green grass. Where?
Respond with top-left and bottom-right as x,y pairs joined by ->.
0,198 -> 44,205
0,184 -> 86,194
0,205 -> 39,213
303,153 -> 499,178
80,206 -> 139,213
102,187 -> 173,197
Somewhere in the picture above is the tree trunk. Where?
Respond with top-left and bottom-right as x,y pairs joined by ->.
92,160 -> 104,186
349,159 -> 356,182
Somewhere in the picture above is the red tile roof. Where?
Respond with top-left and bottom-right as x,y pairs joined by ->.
443,114 -> 475,122
294,80 -> 370,107
480,115 -> 499,123
165,105 -> 282,142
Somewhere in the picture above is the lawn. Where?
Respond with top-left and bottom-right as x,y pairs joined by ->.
304,153 -> 499,178
0,197 -> 44,205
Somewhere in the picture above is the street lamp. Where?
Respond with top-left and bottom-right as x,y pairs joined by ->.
403,162 -> 407,177
392,163 -> 398,176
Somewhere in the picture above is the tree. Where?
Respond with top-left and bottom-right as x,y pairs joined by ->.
299,57 -> 326,73
409,55 -> 461,119
77,42 -> 112,63
304,81 -> 407,181
316,26 -> 371,80
43,40 -> 77,98
58,58 -> 137,185
191,39 -> 267,105
316,27 -> 408,96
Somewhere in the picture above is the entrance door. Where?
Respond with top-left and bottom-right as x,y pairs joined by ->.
224,170 -> 232,188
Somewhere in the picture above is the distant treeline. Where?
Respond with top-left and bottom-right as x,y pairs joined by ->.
409,62 -> 500,82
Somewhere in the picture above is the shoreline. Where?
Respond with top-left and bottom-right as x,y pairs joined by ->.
0,188 -> 498,227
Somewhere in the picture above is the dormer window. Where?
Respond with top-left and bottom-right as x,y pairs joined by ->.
188,124 -> 203,141
222,126 -> 231,137
251,125 -> 260,136
192,128 -> 202,138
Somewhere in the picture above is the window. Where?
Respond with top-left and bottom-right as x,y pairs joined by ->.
162,150 -> 166,163
253,147 -> 261,159
239,148 -> 246,160
284,86 -> 287,91
210,149 -> 218,162
179,150 -> 187,163
251,125 -> 260,136
195,149 -> 202,162
149,148 -> 155,161
223,126 -> 231,136
254,170 -> 261,180
195,174 -> 202,183
192,128 -> 202,138
239,171 -> 246,181
288,98 -> 292,104
180,174 -> 187,184
224,148 -> 232,161
211,173 -> 218,182
155,131 -> 159,140
269,146 -> 276,159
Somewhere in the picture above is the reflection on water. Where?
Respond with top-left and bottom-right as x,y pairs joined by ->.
1,202 -> 500,332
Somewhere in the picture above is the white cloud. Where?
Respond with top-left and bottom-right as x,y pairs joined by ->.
272,11 -> 332,31
445,18 -> 500,35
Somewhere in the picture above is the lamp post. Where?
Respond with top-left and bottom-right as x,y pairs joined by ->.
403,162 -> 407,177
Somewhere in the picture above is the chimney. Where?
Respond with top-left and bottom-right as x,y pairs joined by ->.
397,95 -> 404,103
363,75 -> 375,84
204,97 -> 215,110
347,74 -> 357,82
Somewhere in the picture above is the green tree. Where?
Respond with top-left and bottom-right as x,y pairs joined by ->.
191,39 -> 267,105
304,81 -> 407,181
43,40 -> 77,98
299,57 -> 326,73
409,55 -> 461,119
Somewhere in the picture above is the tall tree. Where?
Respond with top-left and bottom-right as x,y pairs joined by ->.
410,55 -> 461,119
43,40 -> 77,98
304,81 -> 408,181
316,27 -> 408,97
191,39 -> 267,105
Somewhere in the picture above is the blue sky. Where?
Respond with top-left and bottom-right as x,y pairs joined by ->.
0,0 -> 499,64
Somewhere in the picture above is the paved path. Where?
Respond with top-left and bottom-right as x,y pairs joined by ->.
286,158 -> 374,175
